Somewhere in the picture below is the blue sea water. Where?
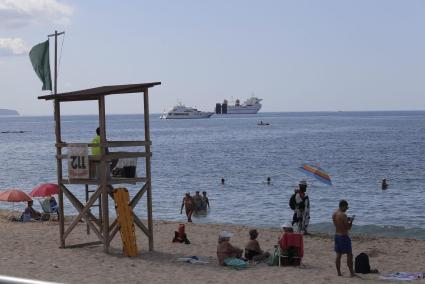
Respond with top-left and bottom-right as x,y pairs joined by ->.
1,111 -> 425,239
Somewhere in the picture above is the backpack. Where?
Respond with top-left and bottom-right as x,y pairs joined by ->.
355,253 -> 371,274
289,194 -> 297,210
267,246 -> 280,266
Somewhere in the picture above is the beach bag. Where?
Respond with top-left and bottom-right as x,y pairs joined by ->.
22,213 -> 32,222
224,258 -> 247,269
267,247 -> 280,266
289,194 -> 297,210
355,253 -> 371,274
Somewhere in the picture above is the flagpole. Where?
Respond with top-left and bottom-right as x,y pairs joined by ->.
47,30 -> 65,248
47,30 -> 64,95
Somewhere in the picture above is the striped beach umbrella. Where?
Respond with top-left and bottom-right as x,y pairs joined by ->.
299,164 -> 332,186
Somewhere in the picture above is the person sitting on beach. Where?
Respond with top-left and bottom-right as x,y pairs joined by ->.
217,231 -> 243,266
172,223 -> 190,244
91,127 -> 101,156
47,196 -> 58,213
180,192 -> 194,222
279,223 -> 304,261
332,199 -> 355,277
22,200 -> 42,221
244,229 -> 270,262
91,127 -> 118,171
201,191 -> 210,210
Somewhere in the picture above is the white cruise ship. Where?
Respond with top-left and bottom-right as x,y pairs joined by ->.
215,97 -> 262,114
161,104 -> 214,119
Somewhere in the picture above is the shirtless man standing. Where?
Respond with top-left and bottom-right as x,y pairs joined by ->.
180,192 -> 194,222
332,199 -> 355,277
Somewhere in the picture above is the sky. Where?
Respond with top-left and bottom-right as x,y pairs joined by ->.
0,0 -> 424,115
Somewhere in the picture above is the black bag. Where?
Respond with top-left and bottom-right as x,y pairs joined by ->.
355,252 -> 371,274
289,194 -> 297,210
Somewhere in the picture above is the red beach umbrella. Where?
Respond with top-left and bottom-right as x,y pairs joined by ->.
29,183 -> 59,197
0,189 -> 32,202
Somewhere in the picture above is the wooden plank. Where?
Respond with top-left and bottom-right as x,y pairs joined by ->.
129,183 -> 147,209
109,222 -> 121,242
109,183 -> 147,241
56,154 -> 99,160
61,186 -> 103,240
60,177 -> 147,185
133,214 -> 150,237
55,100 -> 65,248
143,89 -> 154,251
55,141 -> 151,148
56,152 -> 151,160
99,96 -> 110,253
105,152 -> 151,160
63,185 -> 102,239
61,186 -> 102,227
65,241 -> 102,249
56,143 -> 99,148
106,141 -> 152,147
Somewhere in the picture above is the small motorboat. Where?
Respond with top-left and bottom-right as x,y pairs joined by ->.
257,121 -> 270,126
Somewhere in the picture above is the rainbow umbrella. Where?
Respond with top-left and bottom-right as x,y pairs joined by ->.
299,164 -> 332,186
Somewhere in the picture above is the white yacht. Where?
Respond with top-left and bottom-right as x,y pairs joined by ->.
215,97 -> 262,114
161,104 -> 214,119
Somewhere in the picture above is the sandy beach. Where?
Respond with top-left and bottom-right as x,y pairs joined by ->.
0,211 -> 424,284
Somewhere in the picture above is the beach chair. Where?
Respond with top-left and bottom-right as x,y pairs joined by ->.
38,199 -> 58,222
278,232 -> 304,267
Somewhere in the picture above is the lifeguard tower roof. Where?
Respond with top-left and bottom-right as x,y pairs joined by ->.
38,82 -> 161,102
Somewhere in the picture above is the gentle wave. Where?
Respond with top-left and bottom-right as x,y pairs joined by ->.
310,222 -> 425,240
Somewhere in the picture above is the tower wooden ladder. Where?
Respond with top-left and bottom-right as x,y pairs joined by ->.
85,185 -> 102,235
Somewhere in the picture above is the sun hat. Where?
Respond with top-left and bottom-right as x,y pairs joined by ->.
219,231 -> 233,238
281,223 -> 293,229
299,180 -> 307,186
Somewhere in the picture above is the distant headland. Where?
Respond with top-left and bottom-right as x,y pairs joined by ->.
0,109 -> 19,116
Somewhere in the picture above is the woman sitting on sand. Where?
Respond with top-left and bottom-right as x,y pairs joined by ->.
22,200 -> 42,221
244,229 -> 270,262
216,231 -> 243,266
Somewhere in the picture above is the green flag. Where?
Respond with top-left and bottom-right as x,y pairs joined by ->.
29,40 -> 52,91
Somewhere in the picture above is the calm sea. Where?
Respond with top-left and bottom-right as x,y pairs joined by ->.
1,111 -> 425,239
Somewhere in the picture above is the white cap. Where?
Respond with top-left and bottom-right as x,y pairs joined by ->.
219,231 -> 233,238
281,223 -> 293,229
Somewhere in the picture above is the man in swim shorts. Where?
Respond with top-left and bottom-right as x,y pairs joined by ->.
180,192 -> 194,222
332,199 -> 355,277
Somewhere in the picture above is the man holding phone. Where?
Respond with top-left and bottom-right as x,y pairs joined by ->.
332,199 -> 355,277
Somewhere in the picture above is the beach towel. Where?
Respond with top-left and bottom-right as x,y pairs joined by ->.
224,258 -> 247,269
177,256 -> 209,264
380,272 -> 425,281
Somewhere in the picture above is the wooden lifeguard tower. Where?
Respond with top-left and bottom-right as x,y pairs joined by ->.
38,82 -> 161,252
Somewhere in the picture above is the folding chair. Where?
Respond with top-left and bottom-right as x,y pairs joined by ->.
38,199 -> 58,222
